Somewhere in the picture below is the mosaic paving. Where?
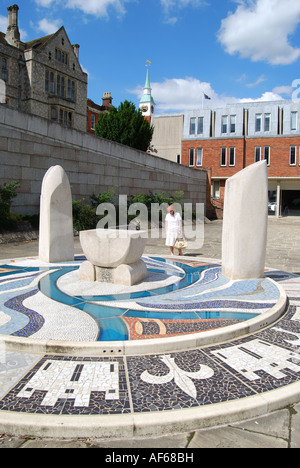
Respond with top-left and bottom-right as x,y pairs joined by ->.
0,256 -> 299,418
0,256 -> 281,342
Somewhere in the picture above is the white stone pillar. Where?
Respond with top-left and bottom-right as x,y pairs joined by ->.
39,166 -> 74,263
222,160 -> 268,280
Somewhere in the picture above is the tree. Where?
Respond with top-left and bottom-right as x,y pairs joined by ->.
95,100 -> 154,152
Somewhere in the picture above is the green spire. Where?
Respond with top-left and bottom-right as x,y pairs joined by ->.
140,67 -> 155,104
144,68 -> 151,90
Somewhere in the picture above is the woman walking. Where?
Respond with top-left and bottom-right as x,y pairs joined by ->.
165,205 -> 183,256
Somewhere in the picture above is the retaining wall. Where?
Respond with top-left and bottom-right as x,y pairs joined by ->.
0,106 -> 206,215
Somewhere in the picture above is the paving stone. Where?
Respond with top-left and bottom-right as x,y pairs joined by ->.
189,426 -> 288,448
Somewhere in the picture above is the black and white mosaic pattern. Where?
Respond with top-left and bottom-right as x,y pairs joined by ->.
0,269 -> 299,416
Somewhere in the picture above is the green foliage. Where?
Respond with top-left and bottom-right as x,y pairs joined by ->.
128,190 -> 184,212
22,214 -> 40,229
90,186 -> 118,208
95,100 -> 154,152
0,181 -> 20,231
72,199 -> 100,232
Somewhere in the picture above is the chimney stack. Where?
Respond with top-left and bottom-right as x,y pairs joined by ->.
72,44 -> 80,59
102,92 -> 112,108
6,4 -> 20,47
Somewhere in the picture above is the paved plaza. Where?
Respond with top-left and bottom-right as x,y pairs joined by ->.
0,217 -> 299,448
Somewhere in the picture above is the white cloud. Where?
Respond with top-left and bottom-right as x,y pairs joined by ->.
160,0 -> 208,25
0,15 -> 7,32
161,0 -> 207,12
272,85 -> 293,97
245,75 -> 266,88
218,0 -> 300,65
131,77 -> 217,112
239,91 -> 284,103
37,0 -> 56,6
37,18 -> 62,35
129,76 -> 285,113
35,0 -> 133,18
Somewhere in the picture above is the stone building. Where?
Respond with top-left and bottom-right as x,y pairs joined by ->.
0,4 -> 88,132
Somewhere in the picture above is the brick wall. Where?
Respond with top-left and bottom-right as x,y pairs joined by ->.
181,138 -> 245,177
245,137 -> 300,177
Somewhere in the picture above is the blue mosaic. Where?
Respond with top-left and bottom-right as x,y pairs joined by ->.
0,257 -> 283,342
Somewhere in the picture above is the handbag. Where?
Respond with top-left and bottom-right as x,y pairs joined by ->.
174,235 -> 187,250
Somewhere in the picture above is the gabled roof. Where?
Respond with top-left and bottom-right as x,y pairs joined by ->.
0,32 -> 8,45
24,32 -> 55,51
23,26 -> 86,75
24,26 -> 66,52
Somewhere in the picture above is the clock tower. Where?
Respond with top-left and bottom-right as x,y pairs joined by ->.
139,66 -> 155,123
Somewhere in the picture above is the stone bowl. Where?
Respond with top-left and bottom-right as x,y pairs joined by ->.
79,229 -> 147,268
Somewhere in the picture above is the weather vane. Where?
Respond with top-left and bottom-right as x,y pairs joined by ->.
145,60 -> 151,67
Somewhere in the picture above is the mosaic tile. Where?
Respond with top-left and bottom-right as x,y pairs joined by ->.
127,350 -> 255,413
0,355 -> 130,416
4,289 -> 44,337
0,257 -> 285,342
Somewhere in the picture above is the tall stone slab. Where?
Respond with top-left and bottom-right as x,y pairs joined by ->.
222,160 -> 268,280
39,165 -> 74,263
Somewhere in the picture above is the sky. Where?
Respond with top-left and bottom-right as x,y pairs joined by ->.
1,0 -> 300,113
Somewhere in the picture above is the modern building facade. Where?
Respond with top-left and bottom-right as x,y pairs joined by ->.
150,114 -> 184,162
181,100 -> 300,217
0,4 -> 88,132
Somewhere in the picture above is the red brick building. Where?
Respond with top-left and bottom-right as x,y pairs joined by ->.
87,92 -> 113,134
181,101 -> 300,218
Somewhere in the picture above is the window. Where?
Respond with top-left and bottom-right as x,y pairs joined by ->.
221,116 -> 228,134
230,115 -> 236,133
255,114 -> 262,132
55,48 -> 68,65
189,148 -> 195,166
51,106 -> 57,122
264,113 -> 271,132
291,112 -> 298,131
90,114 -> 95,130
1,58 -> 7,82
50,106 -> 73,127
67,79 -> 75,101
45,70 -> 55,94
45,70 -> 75,102
196,148 -> 203,166
56,75 -> 65,98
197,117 -> 204,134
264,146 -> 270,166
255,147 -> 261,162
189,118 -> 196,135
229,147 -> 235,166
290,146 -> 297,165
213,181 -> 220,199
176,154 -> 181,164
221,148 -> 227,166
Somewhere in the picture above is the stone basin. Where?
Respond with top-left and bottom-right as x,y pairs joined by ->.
79,229 -> 148,269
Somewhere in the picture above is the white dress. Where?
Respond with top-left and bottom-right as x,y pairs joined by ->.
165,212 -> 182,246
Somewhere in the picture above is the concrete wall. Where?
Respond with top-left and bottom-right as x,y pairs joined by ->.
150,114 -> 184,163
0,106 -> 207,215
